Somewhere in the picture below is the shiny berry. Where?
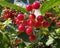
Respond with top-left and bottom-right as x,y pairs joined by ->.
26,27 -> 33,35
28,20 -> 35,27
56,22 -> 60,25
15,19 -> 22,25
45,12 -> 52,18
51,17 -> 57,22
26,4 -> 32,11
35,21 -> 42,28
4,9 -> 10,14
25,20 -> 30,26
15,39 -> 21,44
29,35 -> 36,42
32,1 -> 40,9
18,25 -> 25,32
17,14 -> 24,21
37,16 -> 44,22
42,21 -> 50,28
28,14 -> 36,21
2,14 -> 9,19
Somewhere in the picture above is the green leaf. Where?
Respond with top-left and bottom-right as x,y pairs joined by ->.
3,33 -> 10,43
18,32 -> 29,42
0,0 -> 29,14
8,25 -> 17,33
3,18 -> 12,26
55,39 -> 60,48
17,0 -> 35,4
55,28 -> 60,35
40,0 -> 60,15
0,32 -> 3,41
29,0 -> 35,4
18,42 -> 26,48
53,6 -> 60,12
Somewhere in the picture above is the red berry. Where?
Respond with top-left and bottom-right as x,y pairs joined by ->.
37,16 -> 44,22
2,14 -> 9,19
32,1 -> 40,9
26,4 -> 32,11
56,22 -> 60,25
35,21 -> 42,28
25,20 -> 30,26
51,17 -> 57,22
4,9 -> 10,14
42,21 -> 50,28
15,19 -> 22,25
29,35 -> 36,42
28,20 -> 35,27
17,14 -> 24,21
26,27 -> 33,35
45,12 -> 52,18
56,22 -> 60,28
18,25 -> 25,32
28,14 -> 36,21
12,13 -> 17,16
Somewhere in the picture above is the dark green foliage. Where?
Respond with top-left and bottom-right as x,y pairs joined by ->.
18,32 -> 29,42
40,0 -> 60,14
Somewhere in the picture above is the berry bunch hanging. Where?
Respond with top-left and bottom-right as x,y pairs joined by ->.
1,1 -> 60,44
15,1 -> 52,42
2,8 -> 18,22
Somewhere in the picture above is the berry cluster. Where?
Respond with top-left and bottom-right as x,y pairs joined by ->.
2,9 -> 17,22
2,1 -> 60,42
26,1 -> 40,11
16,13 -> 51,42
15,1 -> 52,42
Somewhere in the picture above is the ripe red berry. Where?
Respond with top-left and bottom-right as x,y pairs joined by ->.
2,14 -> 9,19
45,12 -> 52,18
29,35 -> 36,42
4,9 -> 10,14
51,17 -> 57,23
26,27 -> 33,35
17,14 -> 24,21
22,20 -> 29,26
56,22 -> 60,25
42,21 -> 50,28
28,14 -> 36,21
25,20 -> 30,26
15,19 -> 22,25
12,13 -> 17,17
18,25 -> 25,32
35,21 -> 42,28
37,16 -> 44,22
26,4 -> 32,11
28,20 -> 35,27
32,1 -> 40,9
56,22 -> 60,28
